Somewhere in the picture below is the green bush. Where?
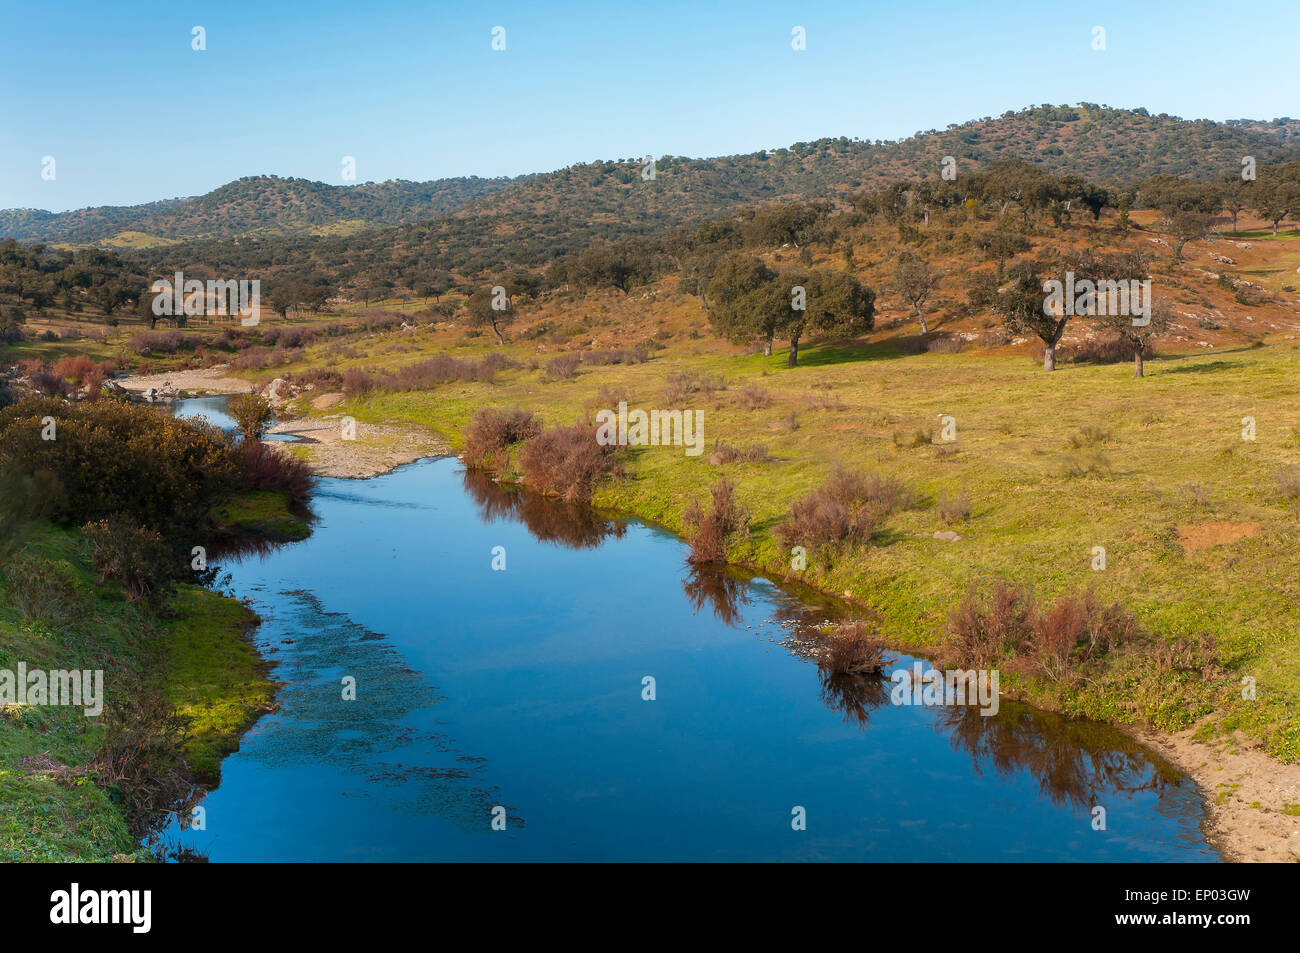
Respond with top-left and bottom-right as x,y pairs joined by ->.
0,397 -> 244,542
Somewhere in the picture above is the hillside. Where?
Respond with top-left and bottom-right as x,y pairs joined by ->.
5,105 -> 1299,256
106,105 -> 1300,284
0,174 -> 524,246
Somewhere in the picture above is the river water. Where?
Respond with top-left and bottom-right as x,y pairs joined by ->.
165,399 -> 1217,861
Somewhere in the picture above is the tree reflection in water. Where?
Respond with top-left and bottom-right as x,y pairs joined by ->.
460,468 -> 627,549
933,702 -> 1183,811
681,563 -> 751,626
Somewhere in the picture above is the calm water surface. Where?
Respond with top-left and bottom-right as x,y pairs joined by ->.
166,400 -> 1218,861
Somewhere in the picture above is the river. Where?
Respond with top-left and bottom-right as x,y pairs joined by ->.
164,398 -> 1217,861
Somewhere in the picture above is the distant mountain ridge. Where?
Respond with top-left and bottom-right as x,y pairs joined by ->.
0,174 -> 525,245
5,105 -> 1300,248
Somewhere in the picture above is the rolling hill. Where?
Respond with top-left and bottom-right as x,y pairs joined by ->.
0,174 -> 526,245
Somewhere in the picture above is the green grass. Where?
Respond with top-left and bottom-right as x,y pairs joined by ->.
159,587 -> 273,785
211,489 -> 311,542
0,524 -> 276,860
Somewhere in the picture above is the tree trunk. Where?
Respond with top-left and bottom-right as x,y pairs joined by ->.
763,338 -> 772,357
1134,347 -> 1144,378
1043,343 -> 1056,371
787,337 -> 800,367
490,319 -> 504,345
915,308 -> 929,335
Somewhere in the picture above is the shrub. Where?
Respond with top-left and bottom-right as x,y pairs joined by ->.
817,622 -> 891,677
1,553 -> 91,622
595,383 -> 633,409
734,383 -> 772,410
230,347 -> 271,371
1057,448 -> 1113,478
709,441 -> 770,465
228,394 -> 275,441
342,368 -> 373,398
946,582 -> 1037,669
776,469 -> 910,554
663,370 -> 699,404
938,489 -> 972,524
1277,465 -> 1300,499
947,583 -> 1137,678
52,354 -> 95,383
1061,337 -> 1133,364
582,347 -> 649,366
240,441 -> 317,512
91,689 -> 199,838
463,407 -> 542,469
683,478 -> 750,564
545,353 -> 581,381
0,397 -> 244,543
893,428 -> 932,448
129,331 -> 199,355
379,354 -> 502,391
82,362 -> 112,397
926,335 -> 964,354
1031,590 -> 1138,682
517,423 -> 614,502
1066,425 -> 1112,449
28,367 -> 69,397
82,518 -> 179,606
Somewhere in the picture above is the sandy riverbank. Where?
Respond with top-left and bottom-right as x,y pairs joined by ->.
1130,726 -> 1300,862
265,412 -> 452,479
118,365 -> 254,395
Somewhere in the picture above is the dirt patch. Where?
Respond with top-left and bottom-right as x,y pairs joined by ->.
1177,521 -> 1260,551
1130,725 -> 1300,862
265,414 -> 451,479
311,391 -> 344,411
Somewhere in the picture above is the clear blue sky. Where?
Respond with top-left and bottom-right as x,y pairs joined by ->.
2,0 -> 1297,212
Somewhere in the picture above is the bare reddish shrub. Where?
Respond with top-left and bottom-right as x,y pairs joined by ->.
545,353 -> 581,381
948,583 -> 1138,678
463,407 -> 542,470
52,354 -> 95,383
129,331 -> 200,354
342,368 -> 373,398
1033,590 -> 1138,681
240,441 -> 317,512
818,622 -> 892,677
776,469 -> 910,554
28,368 -> 69,397
709,441 -> 770,464
517,423 -> 614,502
946,582 -> 1036,669
684,478 -> 750,564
